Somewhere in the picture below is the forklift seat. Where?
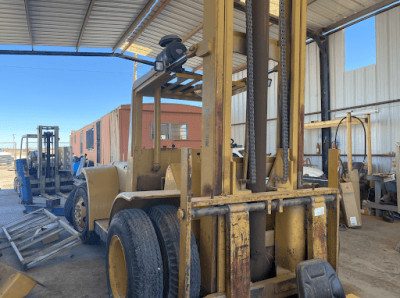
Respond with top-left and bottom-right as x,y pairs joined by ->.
296,259 -> 345,298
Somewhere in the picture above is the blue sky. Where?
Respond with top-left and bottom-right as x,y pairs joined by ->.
0,17 -> 375,145
345,17 -> 376,71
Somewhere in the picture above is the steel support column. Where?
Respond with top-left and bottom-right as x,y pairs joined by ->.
153,88 -> 161,171
248,0 -> 272,282
127,91 -> 143,191
319,37 -> 331,175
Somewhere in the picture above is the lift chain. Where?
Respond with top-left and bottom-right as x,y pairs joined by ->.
246,0 -> 256,184
280,0 -> 289,183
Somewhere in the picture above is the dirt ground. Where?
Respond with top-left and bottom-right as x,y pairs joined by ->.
1,168 -> 399,297
0,166 -> 15,189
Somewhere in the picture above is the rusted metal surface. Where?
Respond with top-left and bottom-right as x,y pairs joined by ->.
307,196 -> 328,260
178,148 -> 193,298
226,204 -> 250,298
297,104 -> 305,187
191,187 -> 338,208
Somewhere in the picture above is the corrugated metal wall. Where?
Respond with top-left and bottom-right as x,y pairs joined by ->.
231,42 -> 321,164
329,6 -> 400,172
231,6 -> 400,172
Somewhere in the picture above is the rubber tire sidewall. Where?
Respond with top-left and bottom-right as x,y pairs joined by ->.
106,209 -> 164,298
72,183 -> 98,244
147,204 -> 201,298
64,186 -> 77,224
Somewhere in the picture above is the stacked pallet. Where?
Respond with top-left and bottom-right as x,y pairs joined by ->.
0,151 -> 14,166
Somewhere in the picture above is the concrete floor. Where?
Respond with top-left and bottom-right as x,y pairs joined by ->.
0,185 -> 399,297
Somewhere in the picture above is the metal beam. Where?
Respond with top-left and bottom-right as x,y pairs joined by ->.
112,0 -> 157,52
182,23 -> 203,43
234,0 -> 317,38
0,50 -> 155,65
121,0 -> 173,54
323,0 -> 399,33
192,64 -> 203,72
24,0 -> 33,50
76,0 -> 95,52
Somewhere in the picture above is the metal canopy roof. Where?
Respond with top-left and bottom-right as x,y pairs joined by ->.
0,0 -> 397,70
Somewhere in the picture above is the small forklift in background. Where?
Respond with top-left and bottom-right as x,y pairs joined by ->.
15,125 -> 74,215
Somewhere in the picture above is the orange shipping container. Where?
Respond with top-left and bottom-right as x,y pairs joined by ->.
70,104 -> 202,165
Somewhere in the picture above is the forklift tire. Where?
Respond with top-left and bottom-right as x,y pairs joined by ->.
147,205 -> 201,298
72,183 -> 98,244
64,186 -> 77,224
106,209 -> 163,298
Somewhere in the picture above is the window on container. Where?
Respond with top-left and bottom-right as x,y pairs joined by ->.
170,123 -> 187,140
151,123 -> 188,140
80,131 -> 83,154
86,128 -> 94,150
345,17 -> 376,71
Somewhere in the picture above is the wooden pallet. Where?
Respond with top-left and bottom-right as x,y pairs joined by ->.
1,208 -> 81,270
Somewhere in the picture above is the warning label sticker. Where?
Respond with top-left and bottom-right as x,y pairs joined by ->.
314,207 -> 325,217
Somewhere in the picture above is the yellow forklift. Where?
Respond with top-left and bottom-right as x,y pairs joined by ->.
71,0 -> 343,296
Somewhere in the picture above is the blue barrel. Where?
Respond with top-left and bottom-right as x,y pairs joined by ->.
15,159 -> 33,204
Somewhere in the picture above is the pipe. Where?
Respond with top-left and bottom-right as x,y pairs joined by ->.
248,0 -> 271,282
153,88 -> 161,171
191,195 -> 335,218
0,50 -> 155,66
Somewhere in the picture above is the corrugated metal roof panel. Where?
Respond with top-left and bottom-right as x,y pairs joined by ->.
0,0 -> 394,57
81,0 -> 149,48
0,1 -> 30,45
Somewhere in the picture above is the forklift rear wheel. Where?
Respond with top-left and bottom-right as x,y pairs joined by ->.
106,209 -> 163,298
147,205 -> 201,298
64,186 -> 77,224
72,183 -> 98,244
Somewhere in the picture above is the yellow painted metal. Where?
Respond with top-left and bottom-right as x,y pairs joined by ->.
163,161 -> 201,197
275,0 -> 308,274
275,204 -> 306,273
225,204 -> 250,298
347,113 -> 353,172
83,166 -> 120,231
232,30 -> 280,62
74,196 -> 87,233
251,273 -> 297,298
109,189 -> 180,224
108,235 -> 128,297
328,149 -> 340,189
199,0 -> 234,292
304,117 -> 366,130
191,187 -> 338,208
217,214 -> 226,293
127,91 -> 143,191
307,196 -> 328,260
366,114 -> 373,177
0,262 -> 38,298
153,87 -> 161,171
178,148 -> 192,298
327,149 -> 340,270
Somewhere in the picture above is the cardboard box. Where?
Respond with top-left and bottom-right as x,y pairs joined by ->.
340,182 -> 362,227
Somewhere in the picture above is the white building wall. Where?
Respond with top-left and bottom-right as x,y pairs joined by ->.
328,6 -> 400,172
231,6 -> 400,173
